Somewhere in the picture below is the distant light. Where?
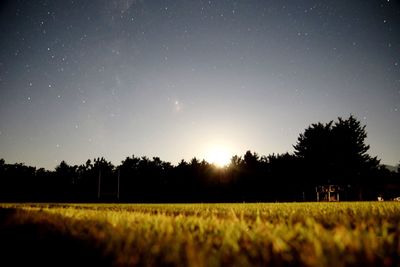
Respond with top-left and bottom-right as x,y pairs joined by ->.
206,146 -> 231,167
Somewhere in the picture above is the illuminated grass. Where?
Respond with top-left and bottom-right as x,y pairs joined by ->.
0,202 -> 399,266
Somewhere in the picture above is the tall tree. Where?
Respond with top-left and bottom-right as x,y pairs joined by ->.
293,122 -> 334,185
293,115 -> 379,191
330,116 -> 379,183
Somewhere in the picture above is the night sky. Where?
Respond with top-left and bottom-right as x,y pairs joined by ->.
0,0 -> 399,169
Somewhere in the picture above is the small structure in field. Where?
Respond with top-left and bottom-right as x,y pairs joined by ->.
316,185 -> 343,202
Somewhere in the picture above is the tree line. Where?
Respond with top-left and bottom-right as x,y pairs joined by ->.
1,115 -> 399,202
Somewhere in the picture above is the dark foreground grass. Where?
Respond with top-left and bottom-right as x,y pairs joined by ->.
0,202 -> 399,267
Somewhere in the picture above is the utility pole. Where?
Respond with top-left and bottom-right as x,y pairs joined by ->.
97,170 -> 101,200
328,188 -> 331,202
117,169 -> 120,200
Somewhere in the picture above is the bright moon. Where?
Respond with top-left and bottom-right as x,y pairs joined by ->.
206,147 -> 231,167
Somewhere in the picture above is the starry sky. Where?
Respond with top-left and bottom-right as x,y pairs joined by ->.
0,0 -> 399,170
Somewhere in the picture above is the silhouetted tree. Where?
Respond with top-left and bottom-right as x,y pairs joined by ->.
119,155 -> 140,201
267,153 -> 303,201
0,162 -> 36,201
226,155 -> 243,198
293,121 -> 333,186
54,161 -> 78,200
92,157 -> 115,200
239,151 -> 263,200
294,115 -> 380,199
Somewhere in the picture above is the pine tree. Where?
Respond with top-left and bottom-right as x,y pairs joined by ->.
293,115 -> 379,186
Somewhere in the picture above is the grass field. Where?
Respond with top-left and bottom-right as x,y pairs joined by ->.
0,202 -> 399,267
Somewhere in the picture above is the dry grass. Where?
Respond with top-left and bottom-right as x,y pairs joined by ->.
0,202 -> 399,267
